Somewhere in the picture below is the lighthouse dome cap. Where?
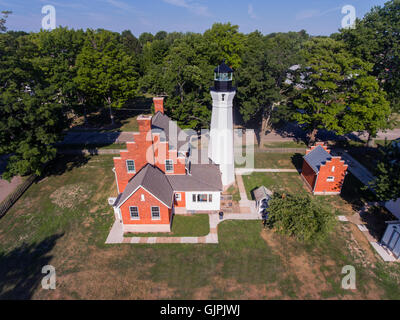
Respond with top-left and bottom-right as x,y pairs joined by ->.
214,59 -> 233,73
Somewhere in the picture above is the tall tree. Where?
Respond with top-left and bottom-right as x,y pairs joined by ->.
342,75 -> 391,146
203,23 -> 245,69
291,38 -> 387,145
29,28 -> 86,120
0,33 -> 66,179
235,31 -> 278,125
121,30 -> 142,55
339,0 -> 400,113
74,29 -> 138,125
140,33 -> 212,129
0,10 -> 11,32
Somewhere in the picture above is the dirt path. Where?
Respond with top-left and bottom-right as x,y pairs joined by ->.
0,176 -> 23,203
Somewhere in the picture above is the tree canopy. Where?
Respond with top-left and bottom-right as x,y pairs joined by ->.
290,38 -> 390,144
267,193 -> 336,242
339,0 -> 400,113
0,33 -> 65,180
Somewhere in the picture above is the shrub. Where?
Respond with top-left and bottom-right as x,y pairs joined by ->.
268,193 -> 336,242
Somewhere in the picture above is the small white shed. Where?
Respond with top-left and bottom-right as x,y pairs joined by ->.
381,221 -> 400,259
253,186 -> 273,215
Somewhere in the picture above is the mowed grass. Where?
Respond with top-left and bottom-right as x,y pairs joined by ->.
238,152 -> 304,169
242,171 -> 377,217
119,116 -> 139,132
125,214 -> 210,238
1,155 -> 400,299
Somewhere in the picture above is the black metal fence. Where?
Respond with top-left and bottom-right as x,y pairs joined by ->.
0,174 -> 37,218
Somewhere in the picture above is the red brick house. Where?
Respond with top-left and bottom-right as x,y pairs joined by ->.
109,97 -> 223,233
301,143 -> 348,195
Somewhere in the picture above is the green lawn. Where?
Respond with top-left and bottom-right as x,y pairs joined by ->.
242,171 -> 377,216
238,152 -> 304,169
1,154 -> 400,299
226,183 -> 241,202
119,116 -> 139,132
125,214 -> 210,237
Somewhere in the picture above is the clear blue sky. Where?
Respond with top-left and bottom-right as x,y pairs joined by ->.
1,0 -> 389,36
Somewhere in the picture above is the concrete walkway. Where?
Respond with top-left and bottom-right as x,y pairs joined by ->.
60,131 -> 136,145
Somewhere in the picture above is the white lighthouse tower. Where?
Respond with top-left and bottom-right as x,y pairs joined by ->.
208,60 -> 236,188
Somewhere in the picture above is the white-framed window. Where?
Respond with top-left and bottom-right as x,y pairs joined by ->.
126,160 -> 136,173
327,176 -> 335,182
165,159 -> 174,173
140,194 -> 145,202
175,193 -> 181,201
192,194 -> 196,202
151,206 -> 160,220
331,166 -> 335,172
129,206 -> 139,220
208,194 -> 213,202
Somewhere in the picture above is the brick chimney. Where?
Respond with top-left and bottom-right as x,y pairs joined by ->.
153,97 -> 164,114
137,115 -> 152,133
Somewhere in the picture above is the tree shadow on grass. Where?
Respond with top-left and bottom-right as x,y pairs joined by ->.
290,153 -> 304,173
0,233 -> 63,299
37,154 -> 91,181
72,96 -> 153,131
340,173 -> 378,212
360,206 -> 396,241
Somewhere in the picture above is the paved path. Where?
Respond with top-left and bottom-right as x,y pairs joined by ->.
0,176 -> 23,203
60,131 -> 136,145
0,155 -> 23,203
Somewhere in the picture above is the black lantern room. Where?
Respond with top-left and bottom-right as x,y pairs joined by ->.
212,60 -> 235,92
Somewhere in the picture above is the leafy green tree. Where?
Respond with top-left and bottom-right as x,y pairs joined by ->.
138,32 -> 154,45
268,193 -> 336,242
140,33 -> 213,129
236,31 -> 309,128
339,0 -> 400,113
0,10 -> 11,32
291,38 -> 385,144
154,31 -> 167,41
342,75 -> 391,146
29,27 -> 86,119
235,31 -> 278,125
0,33 -> 66,179
369,143 -> 400,202
74,29 -> 138,125
203,23 -> 245,69
121,30 -> 142,54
